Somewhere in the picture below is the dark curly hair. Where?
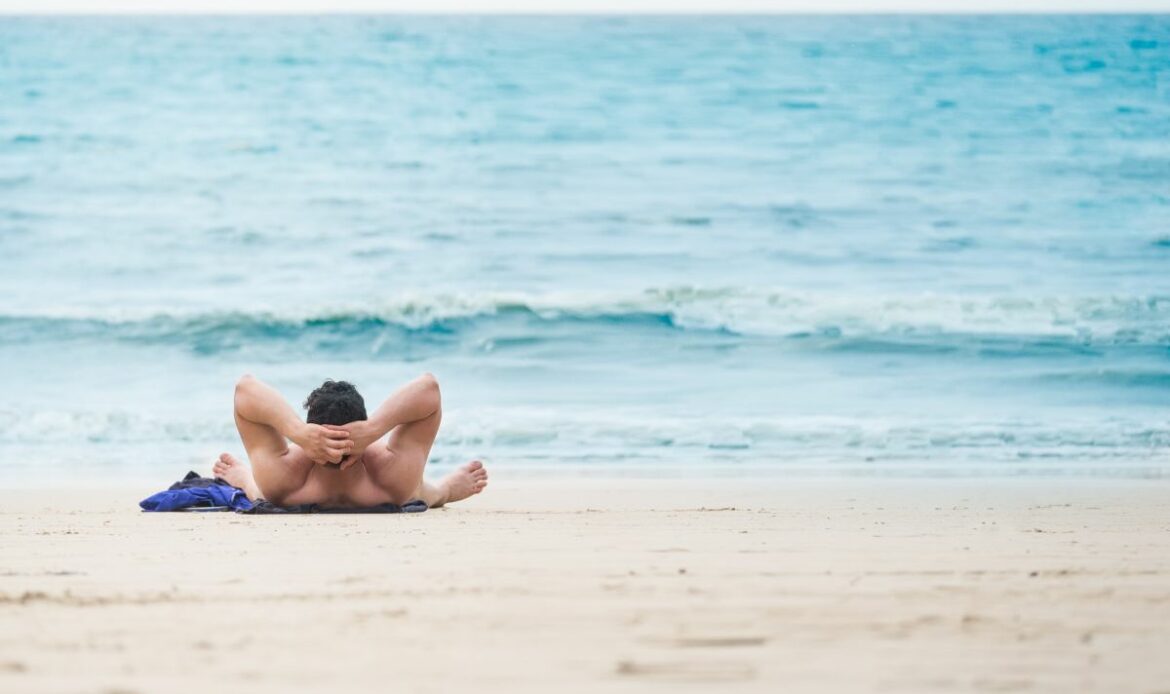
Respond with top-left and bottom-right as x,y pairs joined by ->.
303,380 -> 367,426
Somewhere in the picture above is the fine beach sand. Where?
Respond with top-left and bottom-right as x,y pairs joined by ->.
2,477 -> 1169,693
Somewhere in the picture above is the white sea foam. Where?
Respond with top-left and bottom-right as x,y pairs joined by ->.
2,406 -> 1165,466
3,287 -> 1169,345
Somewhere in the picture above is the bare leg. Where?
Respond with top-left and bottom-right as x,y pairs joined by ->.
212,452 -> 263,502
415,460 -> 489,508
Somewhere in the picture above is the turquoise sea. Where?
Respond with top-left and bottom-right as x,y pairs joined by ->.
1,15 -> 1168,483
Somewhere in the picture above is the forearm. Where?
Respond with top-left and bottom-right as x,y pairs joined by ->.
364,372 -> 441,439
234,375 -> 304,441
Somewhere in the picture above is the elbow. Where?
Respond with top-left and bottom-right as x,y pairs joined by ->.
417,372 -> 441,411
234,374 -> 256,402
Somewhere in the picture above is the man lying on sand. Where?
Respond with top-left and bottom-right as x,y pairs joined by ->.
212,373 -> 488,509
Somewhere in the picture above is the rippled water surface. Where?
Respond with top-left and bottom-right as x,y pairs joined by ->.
1,16 -> 1168,482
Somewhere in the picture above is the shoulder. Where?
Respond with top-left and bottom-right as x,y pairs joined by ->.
358,445 -> 395,467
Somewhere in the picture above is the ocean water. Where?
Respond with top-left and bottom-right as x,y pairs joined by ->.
1,15 -> 1168,484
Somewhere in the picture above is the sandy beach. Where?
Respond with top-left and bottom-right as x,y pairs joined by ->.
0,476 -> 1167,693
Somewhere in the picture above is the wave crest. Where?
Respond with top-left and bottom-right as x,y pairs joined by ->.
2,288 -> 1169,348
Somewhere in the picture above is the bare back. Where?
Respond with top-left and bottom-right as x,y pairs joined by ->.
264,445 -> 416,508
228,373 -> 486,509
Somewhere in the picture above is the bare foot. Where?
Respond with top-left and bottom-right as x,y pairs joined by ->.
212,452 -> 262,501
438,460 -> 489,506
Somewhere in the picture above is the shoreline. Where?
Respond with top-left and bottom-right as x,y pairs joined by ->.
3,478 -> 1169,692
1,463 -> 1168,492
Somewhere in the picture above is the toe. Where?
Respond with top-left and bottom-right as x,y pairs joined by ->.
466,460 -> 483,472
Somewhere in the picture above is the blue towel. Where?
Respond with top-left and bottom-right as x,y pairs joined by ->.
139,471 -> 426,514
139,475 -> 254,512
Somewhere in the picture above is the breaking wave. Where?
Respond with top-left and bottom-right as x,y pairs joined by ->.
2,288 -> 1169,354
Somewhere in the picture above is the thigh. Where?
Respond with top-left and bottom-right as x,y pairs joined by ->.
365,408 -> 441,504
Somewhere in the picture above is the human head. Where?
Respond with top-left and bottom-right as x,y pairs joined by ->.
304,380 -> 367,426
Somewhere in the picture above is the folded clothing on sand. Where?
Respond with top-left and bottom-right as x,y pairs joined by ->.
139,471 -> 427,514
139,472 -> 253,512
